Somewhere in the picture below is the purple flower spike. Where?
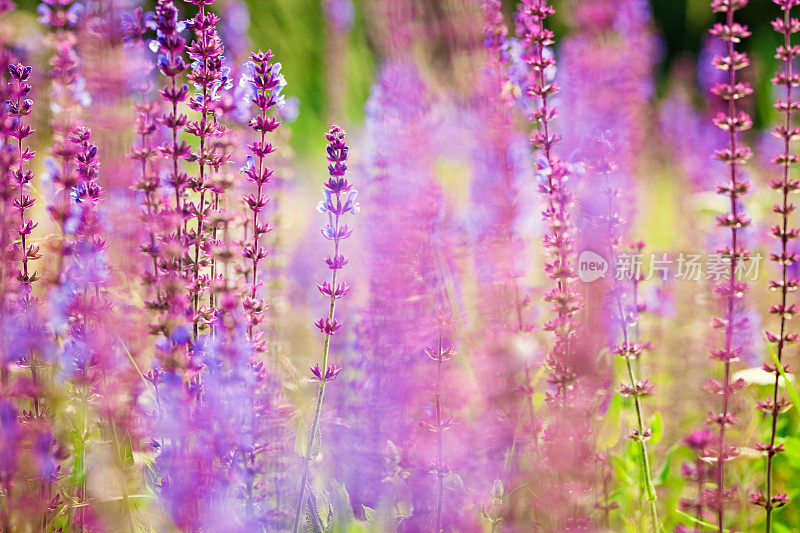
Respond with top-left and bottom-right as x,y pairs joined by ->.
6,64 -> 39,298
291,125 -> 356,533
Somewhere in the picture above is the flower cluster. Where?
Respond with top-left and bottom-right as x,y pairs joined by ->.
7,0 -> 800,531
482,0 -> 508,54
152,0 -> 190,225
42,0 -> 91,259
145,0 -> 194,370
128,7 -> 163,284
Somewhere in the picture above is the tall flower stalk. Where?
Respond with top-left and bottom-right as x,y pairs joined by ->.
240,49 -> 284,351
291,125 -> 357,533
147,0 -> 195,371
7,63 -> 38,305
707,0 -> 752,529
751,0 -> 800,526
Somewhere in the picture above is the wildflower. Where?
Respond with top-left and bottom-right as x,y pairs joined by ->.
291,125 -> 356,533
184,0 -> 235,336
240,49 -> 283,352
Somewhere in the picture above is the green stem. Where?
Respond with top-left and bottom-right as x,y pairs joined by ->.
291,264 -> 339,533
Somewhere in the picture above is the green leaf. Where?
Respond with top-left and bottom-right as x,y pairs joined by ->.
609,453 -> 633,485
121,434 -> 135,469
305,484 -> 325,533
766,334 -> 800,412
331,482 -> 355,525
311,424 -> 323,460
653,445 -> 678,486
649,411 -> 663,444
295,419 -> 308,457
675,509 -> 734,532
362,506 -> 375,523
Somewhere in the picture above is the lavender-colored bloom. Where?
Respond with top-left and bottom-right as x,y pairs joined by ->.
348,62 -> 438,513
519,0 -> 584,410
153,0 -> 190,237
220,1 -> 250,60
325,0 -> 354,34
659,91 -> 727,192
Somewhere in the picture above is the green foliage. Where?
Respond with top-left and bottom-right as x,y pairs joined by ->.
245,0 -> 374,159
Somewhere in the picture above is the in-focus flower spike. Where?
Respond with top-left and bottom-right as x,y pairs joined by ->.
144,0 -> 196,372
755,0 -> 800,526
239,49 -> 283,353
6,64 -> 40,300
291,125 -> 356,533
518,3 -> 597,526
703,0 -> 752,529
